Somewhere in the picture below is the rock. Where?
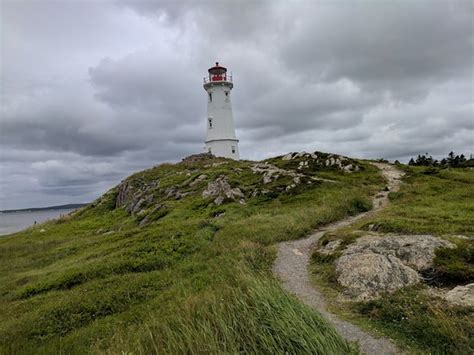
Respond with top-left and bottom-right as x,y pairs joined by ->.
115,179 -> 158,214
189,174 -> 208,187
181,153 -> 214,164
333,234 -> 456,300
214,196 -> 225,206
164,186 -> 184,200
335,252 -> 420,301
341,234 -> 455,272
263,175 -> 273,184
318,240 -> 342,255
136,209 -> 147,217
282,153 -> 293,160
139,203 -> 166,227
444,284 -> 474,307
116,181 -> 134,209
131,195 -> 153,214
212,162 -> 227,167
251,163 -> 306,186
202,175 -> 244,205
40,229 -> 46,233
293,152 -> 307,158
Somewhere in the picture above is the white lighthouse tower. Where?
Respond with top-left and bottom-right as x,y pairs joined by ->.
203,62 -> 239,160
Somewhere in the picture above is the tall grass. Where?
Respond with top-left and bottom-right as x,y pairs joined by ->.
102,276 -> 357,354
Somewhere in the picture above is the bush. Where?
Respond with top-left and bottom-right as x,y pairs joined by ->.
432,240 -> 474,286
348,196 -> 372,214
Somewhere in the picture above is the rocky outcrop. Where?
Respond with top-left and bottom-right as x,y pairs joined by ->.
250,162 -> 331,191
251,163 -> 305,185
322,234 -> 456,300
444,284 -> 474,307
281,151 -> 360,172
202,175 -> 244,206
181,153 -> 214,164
115,180 -> 157,214
164,186 -> 188,200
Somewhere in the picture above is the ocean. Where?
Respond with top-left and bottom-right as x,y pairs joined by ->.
0,209 -> 77,236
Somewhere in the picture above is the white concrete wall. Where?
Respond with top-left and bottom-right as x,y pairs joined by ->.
204,82 -> 240,160
205,139 -> 240,160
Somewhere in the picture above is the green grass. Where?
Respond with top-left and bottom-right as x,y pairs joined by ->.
0,154 -> 383,354
310,166 -> 474,353
357,287 -> 473,354
358,166 -> 474,235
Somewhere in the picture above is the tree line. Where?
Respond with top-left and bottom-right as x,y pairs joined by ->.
406,152 -> 473,168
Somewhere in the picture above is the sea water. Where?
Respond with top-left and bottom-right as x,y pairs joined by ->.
0,209 -> 77,236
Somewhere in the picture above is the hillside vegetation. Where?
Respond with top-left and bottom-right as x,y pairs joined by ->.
0,152 -> 384,354
311,166 -> 474,353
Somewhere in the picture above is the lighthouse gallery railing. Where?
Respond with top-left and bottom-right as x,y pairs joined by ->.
203,75 -> 233,84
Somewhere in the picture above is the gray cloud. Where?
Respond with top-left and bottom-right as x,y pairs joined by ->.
0,0 -> 472,209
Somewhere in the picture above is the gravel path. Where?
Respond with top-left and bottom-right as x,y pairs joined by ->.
273,163 -> 404,355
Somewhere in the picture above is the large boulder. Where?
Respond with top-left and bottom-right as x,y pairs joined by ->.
444,284 -> 474,307
202,175 -> 244,205
341,234 -> 455,272
332,234 -> 456,300
335,252 -> 420,301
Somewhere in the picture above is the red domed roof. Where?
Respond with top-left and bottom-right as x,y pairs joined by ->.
208,62 -> 227,75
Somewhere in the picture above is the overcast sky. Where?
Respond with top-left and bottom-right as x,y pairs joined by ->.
1,0 -> 473,209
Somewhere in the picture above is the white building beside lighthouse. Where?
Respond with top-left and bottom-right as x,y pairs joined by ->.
203,62 -> 239,160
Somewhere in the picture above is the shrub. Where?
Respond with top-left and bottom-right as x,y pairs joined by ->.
432,240 -> 474,286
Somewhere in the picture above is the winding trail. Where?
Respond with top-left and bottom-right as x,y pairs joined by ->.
273,163 -> 404,354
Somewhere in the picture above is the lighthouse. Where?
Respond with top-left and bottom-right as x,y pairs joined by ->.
203,62 -> 239,160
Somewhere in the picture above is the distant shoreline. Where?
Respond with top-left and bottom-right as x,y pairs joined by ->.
0,203 -> 89,214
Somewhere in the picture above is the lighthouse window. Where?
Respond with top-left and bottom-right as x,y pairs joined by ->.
208,92 -> 212,102
232,146 -> 236,154
208,118 -> 213,128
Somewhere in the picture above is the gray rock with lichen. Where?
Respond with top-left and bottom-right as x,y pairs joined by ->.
444,283 -> 474,307
335,252 -> 420,301
202,175 -> 244,205
330,234 -> 456,300
341,234 -> 455,272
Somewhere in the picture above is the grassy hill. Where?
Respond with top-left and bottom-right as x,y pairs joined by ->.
0,152 -> 384,354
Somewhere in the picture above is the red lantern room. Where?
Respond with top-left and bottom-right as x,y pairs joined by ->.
204,62 -> 232,84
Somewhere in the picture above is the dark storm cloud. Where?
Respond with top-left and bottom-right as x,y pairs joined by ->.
0,0 -> 472,209
280,1 -> 473,99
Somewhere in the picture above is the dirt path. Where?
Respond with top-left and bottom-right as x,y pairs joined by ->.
273,163 -> 404,354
